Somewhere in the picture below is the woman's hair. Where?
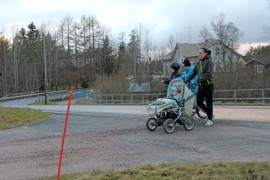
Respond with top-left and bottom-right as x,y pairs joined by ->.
200,48 -> 211,55
182,58 -> 191,67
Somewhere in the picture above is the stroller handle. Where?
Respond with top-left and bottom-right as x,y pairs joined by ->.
186,82 -> 197,89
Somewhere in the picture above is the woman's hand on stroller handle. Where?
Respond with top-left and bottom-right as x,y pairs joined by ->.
186,82 -> 196,89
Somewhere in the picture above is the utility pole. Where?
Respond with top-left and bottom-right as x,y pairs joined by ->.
43,33 -> 48,105
188,27 -> 191,43
0,32 -> 7,95
148,57 -> 152,91
4,41 -> 7,95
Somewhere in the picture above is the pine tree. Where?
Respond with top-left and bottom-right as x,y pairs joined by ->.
128,30 -> 141,78
100,35 -> 115,76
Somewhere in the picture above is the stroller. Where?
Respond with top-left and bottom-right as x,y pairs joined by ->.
146,78 -> 196,134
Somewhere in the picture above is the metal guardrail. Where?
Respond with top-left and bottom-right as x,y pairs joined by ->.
1,88 -> 270,104
214,88 -> 270,104
0,92 -> 45,102
76,89 -> 270,104
77,93 -> 167,104
2,91 -> 42,98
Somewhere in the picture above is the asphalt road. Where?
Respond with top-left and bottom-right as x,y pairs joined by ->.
0,98 -> 270,179
0,96 -> 43,107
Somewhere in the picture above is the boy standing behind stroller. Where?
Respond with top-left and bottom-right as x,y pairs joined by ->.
161,62 -> 181,84
179,59 -> 198,95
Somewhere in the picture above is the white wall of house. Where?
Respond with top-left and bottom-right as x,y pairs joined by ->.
163,61 -> 171,78
172,49 -> 185,64
209,44 -> 239,71
188,57 -> 198,66
163,50 -> 185,78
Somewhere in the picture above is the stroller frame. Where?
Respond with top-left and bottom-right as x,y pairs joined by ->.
146,79 -> 196,134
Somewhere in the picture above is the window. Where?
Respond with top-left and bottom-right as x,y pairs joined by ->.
254,65 -> 264,74
216,48 -> 221,55
178,52 -> 181,59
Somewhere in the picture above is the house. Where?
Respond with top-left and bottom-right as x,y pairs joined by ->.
238,56 -> 246,67
208,43 -> 243,72
244,58 -> 266,74
162,43 -> 201,77
162,43 -> 244,77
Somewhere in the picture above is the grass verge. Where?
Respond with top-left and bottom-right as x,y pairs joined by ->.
0,107 -> 50,130
44,161 -> 270,180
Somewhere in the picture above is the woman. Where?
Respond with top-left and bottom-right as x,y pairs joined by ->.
179,59 -> 198,95
186,48 -> 214,126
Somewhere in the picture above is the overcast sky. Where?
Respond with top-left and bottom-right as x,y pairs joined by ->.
0,0 -> 270,54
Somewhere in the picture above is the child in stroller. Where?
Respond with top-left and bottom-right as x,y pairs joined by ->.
146,78 -> 196,134
167,87 -> 181,106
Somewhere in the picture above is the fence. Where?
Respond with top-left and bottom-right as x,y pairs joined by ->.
76,88 -> 270,104
214,88 -> 270,104
1,88 -> 270,104
77,93 -> 167,104
0,91 -> 44,102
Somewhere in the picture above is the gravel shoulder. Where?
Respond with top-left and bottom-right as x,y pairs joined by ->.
0,106 -> 270,180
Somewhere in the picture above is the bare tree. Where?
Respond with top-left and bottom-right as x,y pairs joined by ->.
211,14 -> 243,50
40,22 -> 59,91
264,0 -> 270,39
199,25 -> 213,44
0,33 -> 8,95
264,25 -> 270,39
128,28 -> 142,79
86,16 -> 104,78
79,14 -> 89,86
11,28 -> 20,93
143,28 -> 153,81
168,35 -> 174,50
71,20 -> 81,88
61,15 -> 73,88
57,22 -> 67,89
137,25 -> 143,81
119,32 -> 126,43
211,13 -> 243,71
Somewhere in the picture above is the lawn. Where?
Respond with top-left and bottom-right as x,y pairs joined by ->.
0,107 -> 50,130
45,161 -> 270,180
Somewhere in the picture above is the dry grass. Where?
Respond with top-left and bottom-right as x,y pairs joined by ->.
44,161 -> 270,180
0,107 -> 50,130
95,70 -> 130,94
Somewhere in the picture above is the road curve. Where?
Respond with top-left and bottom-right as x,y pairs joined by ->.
0,97 -> 270,179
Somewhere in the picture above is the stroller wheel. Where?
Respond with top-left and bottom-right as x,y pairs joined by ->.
146,118 -> 158,131
183,117 -> 195,131
163,119 -> 175,134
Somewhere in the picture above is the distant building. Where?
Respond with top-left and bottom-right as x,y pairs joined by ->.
162,43 -> 244,77
128,83 -> 151,92
244,58 -> 266,74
